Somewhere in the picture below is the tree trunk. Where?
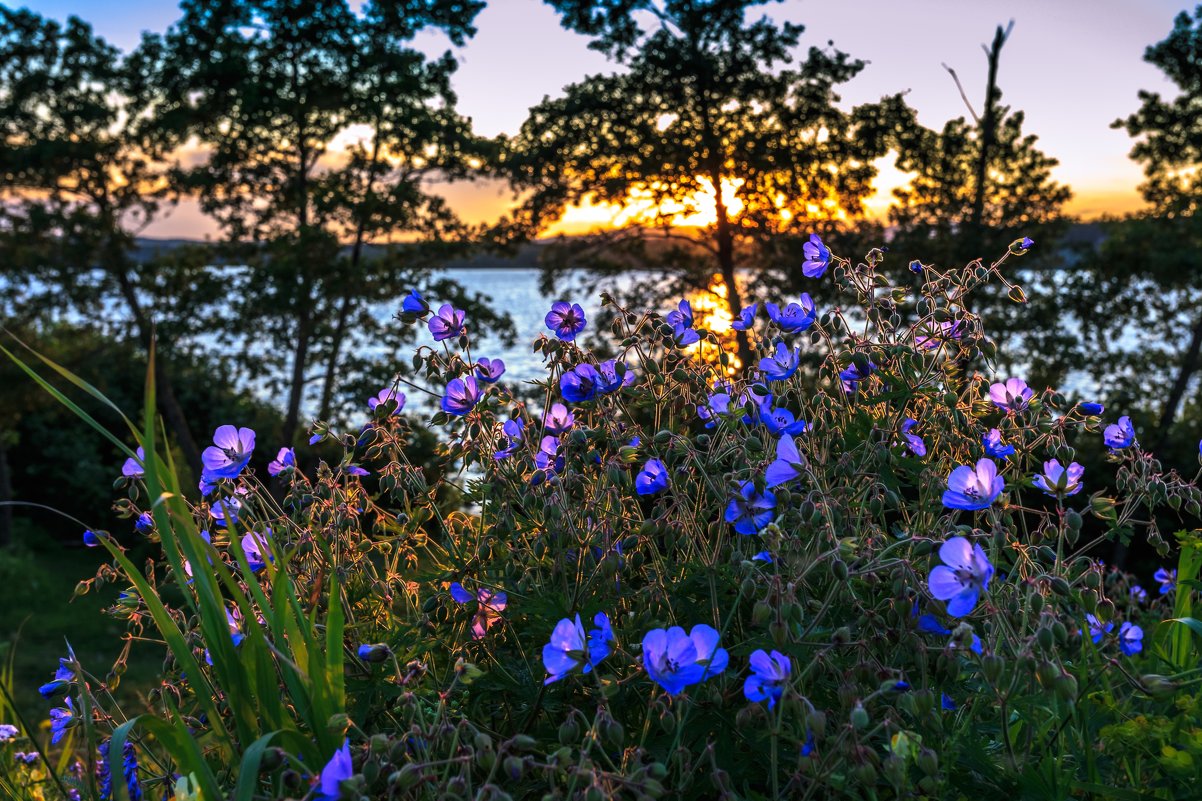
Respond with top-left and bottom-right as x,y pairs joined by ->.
282,310 -> 312,446
0,436 -> 13,549
712,187 -> 752,369
112,268 -> 203,478
1153,310 -> 1202,451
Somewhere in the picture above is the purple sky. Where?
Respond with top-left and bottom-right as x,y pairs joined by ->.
20,0 -> 1190,238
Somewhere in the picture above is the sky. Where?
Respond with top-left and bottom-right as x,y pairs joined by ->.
17,0 -> 1192,239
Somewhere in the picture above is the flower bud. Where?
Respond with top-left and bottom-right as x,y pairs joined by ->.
850,702 -> 869,730
981,653 -> 1004,683
357,643 -> 392,664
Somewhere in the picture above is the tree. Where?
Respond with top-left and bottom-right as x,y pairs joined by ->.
887,23 -> 1072,379
0,8 -> 207,475
1111,5 -> 1202,448
147,0 -> 510,444
501,0 -> 910,365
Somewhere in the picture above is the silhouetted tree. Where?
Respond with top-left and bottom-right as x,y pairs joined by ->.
1111,5 -> 1202,448
502,0 -> 910,365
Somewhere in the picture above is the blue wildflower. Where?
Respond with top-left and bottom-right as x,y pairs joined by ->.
901,418 -> 926,457
401,289 -> 428,315
725,481 -> 777,535
368,388 -> 405,415
732,303 -> 759,331
1119,622 -> 1143,656
543,403 -> 575,435
267,447 -> 296,476
1086,613 -> 1112,643
83,529 -> 103,548
941,693 -> 956,711
49,698 -> 75,744
560,364 -> 601,403
597,359 -> 634,394
635,458 -> 669,495
1079,402 -> 1105,416
765,435 -> 804,488
988,378 -> 1033,412
475,358 -> 506,383
0,724 -> 17,741
942,459 -> 1004,511
642,624 -> 728,695
982,429 -> 1015,459
200,425 -> 255,479
1033,459 -> 1084,497
441,376 -> 481,416
1130,585 -> 1148,604
545,301 -> 587,341
428,303 -> 465,341
802,233 -> 831,278
134,512 -> 153,534
121,446 -> 145,479
666,299 -> 702,346
759,405 -> 809,436
357,644 -> 392,664
928,536 -> 994,617
743,649 -> 791,709
1104,416 -> 1136,451
916,614 -> 951,636
450,583 -> 507,639
1154,567 -> 1176,595
765,294 -> 817,332
543,612 -> 613,684
759,342 -> 800,382
751,551 -> 773,563
839,361 -> 876,393
38,658 -> 74,698
494,418 -> 525,460
240,531 -> 272,572
317,740 -> 353,801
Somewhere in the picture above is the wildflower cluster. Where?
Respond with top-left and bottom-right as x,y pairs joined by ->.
6,236 -> 1202,800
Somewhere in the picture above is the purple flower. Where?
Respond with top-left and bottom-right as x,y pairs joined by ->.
121,446 -> 145,478
732,303 -> 759,331
134,512 -> 153,534
744,649 -> 791,709
916,614 -> 951,636
760,405 -> 809,437
83,529 -> 102,547
759,342 -> 800,382
596,360 -> 634,394
942,459 -> 1004,511
317,740 -> 353,801
449,583 -> 507,639
1086,613 -> 1113,643
543,402 -> 575,435
901,418 -> 926,457
534,435 -> 565,478
988,378 -> 1033,412
38,658 -> 74,698
765,294 -> 816,333
928,536 -> 994,617
666,299 -> 702,346
725,481 -> 776,535
402,289 -> 428,315
0,724 -> 17,741
495,418 -> 525,460
909,260 -> 924,274
475,358 -> 506,383
560,364 -> 601,403
642,624 -> 728,695
1130,585 -> 1148,604
267,447 -> 296,476
210,493 -> 243,527
368,388 -> 406,415
201,426 -> 255,479
545,301 -> 587,341
914,320 -> 964,350
802,233 -> 831,278
240,531 -> 272,572
765,435 -> 804,488
839,361 -> 876,394
1080,402 -> 1105,416
343,465 -> 369,477
982,429 -> 1015,459
635,458 -> 669,495
441,376 -> 481,416
1033,459 -> 1084,498
357,643 -> 392,663
543,612 -> 614,684
698,390 -> 731,429
428,303 -> 465,341
49,698 -> 75,744
1104,415 -> 1136,450
1154,567 -> 1176,595
1119,621 -> 1143,656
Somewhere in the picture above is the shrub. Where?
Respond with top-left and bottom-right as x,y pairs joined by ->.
2,238 -> 1202,800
